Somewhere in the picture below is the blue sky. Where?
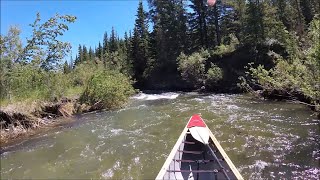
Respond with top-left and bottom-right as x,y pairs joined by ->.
1,0 -> 147,61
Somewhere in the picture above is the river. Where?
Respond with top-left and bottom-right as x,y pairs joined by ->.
1,92 -> 319,179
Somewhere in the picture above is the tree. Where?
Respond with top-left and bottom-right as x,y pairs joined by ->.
0,26 -> 23,100
243,0 -> 265,44
148,0 -> 188,77
63,60 -> 70,74
109,27 -> 118,53
189,0 -> 209,49
75,44 -> 83,65
82,45 -> 89,62
102,31 -> 109,60
0,26 -> 22,64
89,47 -> 94,61
226,0 -> 246,42
132,1 -> 150,85
96,42 -> 103,60
18,13 -> 76,70
177,49 -> 210,88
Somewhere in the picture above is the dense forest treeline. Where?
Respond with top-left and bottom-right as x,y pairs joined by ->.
1,0 -> 319,114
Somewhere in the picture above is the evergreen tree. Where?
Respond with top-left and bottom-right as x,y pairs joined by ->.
102,32 -> 109,66
188,0 -> 209,50
124,31 -> 133,76
217,0 -> 243,45
75,44 -> 83,66
96,42 -> 103,60
109,27 -> 118,53
63,60 -> 70,74
211,0 -> 223,46
69,55 -> 74,70
148,0 -> 188,78
132,1 -> 150,84
82,45 -> 88,62
244,0 -> 265,44
89,47 -> 94,61
103,32 -> 108,54
73,55 -> 78,68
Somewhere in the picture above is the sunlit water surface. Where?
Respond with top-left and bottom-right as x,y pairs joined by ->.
1,92 -> 319,179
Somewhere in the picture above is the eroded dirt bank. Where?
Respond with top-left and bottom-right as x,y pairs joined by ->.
0,97 -> 103,147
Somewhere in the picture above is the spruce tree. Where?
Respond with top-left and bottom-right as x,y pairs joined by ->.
75,44 -> 83,65
96,42 -> 102,60
82,45 -> 88,62
148,0 -> 188,77
188,0 -> 209,50
109,27 -> 118,53
103,32 -> 108,54
244,0 -> 265,44
89,47 -> 94,61
132,0 -> 150,85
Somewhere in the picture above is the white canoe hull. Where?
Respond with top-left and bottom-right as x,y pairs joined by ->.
156,115 -> 243,180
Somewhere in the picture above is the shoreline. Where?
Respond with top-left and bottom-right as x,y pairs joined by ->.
0,97 -> 102,148
1,90 -> 319,149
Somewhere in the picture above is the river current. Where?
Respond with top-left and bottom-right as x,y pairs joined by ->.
1,92 -> 319,179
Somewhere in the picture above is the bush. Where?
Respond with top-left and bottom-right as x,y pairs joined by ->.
80,70 -> 135,109
2,64 -> 71,101
243,17 -> 320,110
70,62 -> 102,86
177,49 -> 210,88
205,63 -> 223,89
212,34 -> 239,57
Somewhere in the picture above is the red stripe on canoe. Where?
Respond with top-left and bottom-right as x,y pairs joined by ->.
187,114 -> 206,128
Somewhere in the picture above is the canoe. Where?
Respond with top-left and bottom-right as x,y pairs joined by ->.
156,114 -> 243,180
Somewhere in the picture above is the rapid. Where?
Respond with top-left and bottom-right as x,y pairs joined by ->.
1,92 -> 319,179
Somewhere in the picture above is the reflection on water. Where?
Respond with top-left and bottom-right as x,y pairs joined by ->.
1,93 -> 319,179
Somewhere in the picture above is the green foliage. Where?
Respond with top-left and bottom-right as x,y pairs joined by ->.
212,34 -> 239,57
177,49 -> 210,87
131,1 -> 151,84
20,13 -> 76,70
188,0 -> 210,49
2,0 -> 319,113
1,63 -> 72,102
106,51 -> 131,75
148,0 -> 187,77
205,63 -> 223,88
70,61 -> 103,87
80,70 -> 135,109
307,14 -> 320,72
246,16 -> 320,109
1,57 -> 134,106
0,26 -> 22,63
243,0 -> 265,44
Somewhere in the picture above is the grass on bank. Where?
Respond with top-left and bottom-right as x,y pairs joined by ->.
0,61 -> 135,111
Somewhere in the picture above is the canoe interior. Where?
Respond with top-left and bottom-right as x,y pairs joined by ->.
161,131 -> 238,180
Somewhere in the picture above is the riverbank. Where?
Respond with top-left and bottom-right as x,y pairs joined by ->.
1,89 -> 319,148
0,97 -> 107,147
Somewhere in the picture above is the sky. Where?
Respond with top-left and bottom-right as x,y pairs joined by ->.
1,0 -> 147,61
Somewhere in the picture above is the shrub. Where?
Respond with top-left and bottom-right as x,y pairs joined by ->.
177,49 -> 210,88
212,34 -> 239,57
205,63 -> 223,89
80,70 -> 135,109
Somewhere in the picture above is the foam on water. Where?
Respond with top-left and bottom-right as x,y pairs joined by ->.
131,92 -> 179,100
110,128 -> 124,135
102,169 -> 114,178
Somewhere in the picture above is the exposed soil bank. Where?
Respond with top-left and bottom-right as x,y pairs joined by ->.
0,97 -> 102,147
